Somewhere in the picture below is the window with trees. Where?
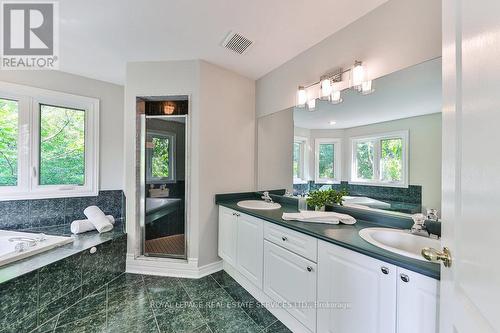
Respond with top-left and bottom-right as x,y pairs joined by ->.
293,136 -> 307,183
350,131 -> 408,187
146,131 -> 175,183
314,138 -> 341,184
0,82 -> 99,200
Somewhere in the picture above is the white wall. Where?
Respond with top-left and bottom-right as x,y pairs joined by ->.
0,70 -> 124,190
255,0 -> 441,118
124,60 -> 255,267
295,113 -> 442,211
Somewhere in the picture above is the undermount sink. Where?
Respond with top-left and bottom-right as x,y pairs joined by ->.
359,227 -> 440,262
237,200 -> 281,210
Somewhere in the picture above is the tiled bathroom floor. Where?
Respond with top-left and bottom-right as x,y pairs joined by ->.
35,271 -> 291,333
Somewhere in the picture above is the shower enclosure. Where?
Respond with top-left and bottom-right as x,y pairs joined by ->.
138,96 -> 188,259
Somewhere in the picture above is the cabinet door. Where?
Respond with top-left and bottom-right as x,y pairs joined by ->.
264,240 -> 317,331
317,240 -> 397,333
236,213 -> 264,288
218,206 -> 237,266
397,268 -> 439,333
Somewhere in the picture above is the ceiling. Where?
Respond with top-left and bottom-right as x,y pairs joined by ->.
58,0 -> 388,85
294,57 -> 442,129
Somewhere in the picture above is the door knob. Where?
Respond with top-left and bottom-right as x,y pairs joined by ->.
421,247 -> 452,267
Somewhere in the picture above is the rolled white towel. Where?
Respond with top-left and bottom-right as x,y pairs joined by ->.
83,206 -> 114,233
71,215 -> 115,234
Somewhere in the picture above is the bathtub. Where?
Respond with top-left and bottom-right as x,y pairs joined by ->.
0,230 -> 73,267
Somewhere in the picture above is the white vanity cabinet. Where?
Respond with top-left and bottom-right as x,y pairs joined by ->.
218,206 -> 238,266
396,268 -> 439,333
317,240 -> 397,333
218,206 -> 439,333
317,240 -> 439,333
263,240 -> 317,331
218,206 -> 263,288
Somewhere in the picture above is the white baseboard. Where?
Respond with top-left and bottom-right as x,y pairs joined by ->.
126,253 -> 223,279
223,262 -> 312,333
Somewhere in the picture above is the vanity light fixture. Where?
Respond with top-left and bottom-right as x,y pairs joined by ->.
297,86 -> 307,108
295,60 -> 374,108
307,98 -> 316,111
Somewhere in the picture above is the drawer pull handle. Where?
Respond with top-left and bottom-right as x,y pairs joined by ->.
381,266 -> 389,275
400,274 -> 410,283
281,236 -> 287,241
306,266 -> 313,272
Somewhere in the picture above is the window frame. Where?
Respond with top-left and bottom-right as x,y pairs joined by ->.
314,138 -> 342,184
0,81 -> 99,201
350,130 -> 409,188
146,130 -> 176,184
293,136 -> 308,184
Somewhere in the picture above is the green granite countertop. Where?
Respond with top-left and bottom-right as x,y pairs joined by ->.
0,221 -> 126,284
217,195 -> 440,280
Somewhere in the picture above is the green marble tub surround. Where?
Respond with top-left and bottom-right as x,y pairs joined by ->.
216,192 -> 440,280
0,234 -> 126,333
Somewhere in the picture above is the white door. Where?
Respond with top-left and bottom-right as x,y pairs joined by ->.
396,268 -> 439,333
218,206 -> 237,266
317,241 -> 396,333
236,213 -> 264,288
263,240 -> 317,332
440,1 -> 500,331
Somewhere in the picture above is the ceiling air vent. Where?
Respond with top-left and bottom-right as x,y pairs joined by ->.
222,31 -> 253,55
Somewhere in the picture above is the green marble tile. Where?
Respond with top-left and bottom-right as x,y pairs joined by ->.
210,270 -> 239,289
107,296 -> 158,333
178,275 -> 222,302
32,316 -> 58,333
0,271 -> 38,328
222,283 -> 277,330
56,288 -> 106,327
0,310 -> 37,333
54,312 -> 106,333
190,325 -> 212,333
195,288 -> 261,333
38,287 -> 82,325
145,275 -> 191,309
38,253 -> 82,307
262,320 -> 292,333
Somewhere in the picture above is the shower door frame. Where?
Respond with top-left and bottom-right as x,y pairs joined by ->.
139,100 -> 190,261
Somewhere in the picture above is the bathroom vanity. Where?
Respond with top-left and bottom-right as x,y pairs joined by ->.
216,194 -> 439,333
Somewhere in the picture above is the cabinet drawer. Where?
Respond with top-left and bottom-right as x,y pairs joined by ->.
264,240 -> 317,332
264,222 -> 317,262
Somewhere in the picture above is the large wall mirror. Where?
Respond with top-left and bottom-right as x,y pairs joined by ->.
258,57 -> 442,216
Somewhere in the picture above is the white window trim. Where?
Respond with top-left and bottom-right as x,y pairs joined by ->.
349,130 -> 409,188
293,136 -> 308,184
146,130 -> 176,184
314,138 -> 342,184
0,81 -> 99,201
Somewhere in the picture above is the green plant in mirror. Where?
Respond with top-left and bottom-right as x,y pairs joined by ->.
306,188 -> 348,210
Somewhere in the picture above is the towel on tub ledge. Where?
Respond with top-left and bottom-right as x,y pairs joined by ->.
282,210 -> 356,225
83,206 -> 114,233
71,215 -> 115,234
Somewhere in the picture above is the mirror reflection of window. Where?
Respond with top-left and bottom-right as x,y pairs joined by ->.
351,131 -> 407,187
314,138 -> 341,184
293,136 -> 307,183
146,132 -> 175,183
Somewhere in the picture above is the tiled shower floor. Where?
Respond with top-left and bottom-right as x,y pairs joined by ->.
35,271 -> 292,333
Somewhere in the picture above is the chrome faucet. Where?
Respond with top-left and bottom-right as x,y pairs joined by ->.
410,213 -> 430,237
261,191 -> 273,203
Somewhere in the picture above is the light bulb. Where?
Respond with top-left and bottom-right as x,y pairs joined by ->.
352,61 -> 365,87
330,90 -> 342,104
297,86 -> 307,108
361,80 -> 373,95
329,120 -> 336,125
307,98 -> 316,111
320,79 -> 332,100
